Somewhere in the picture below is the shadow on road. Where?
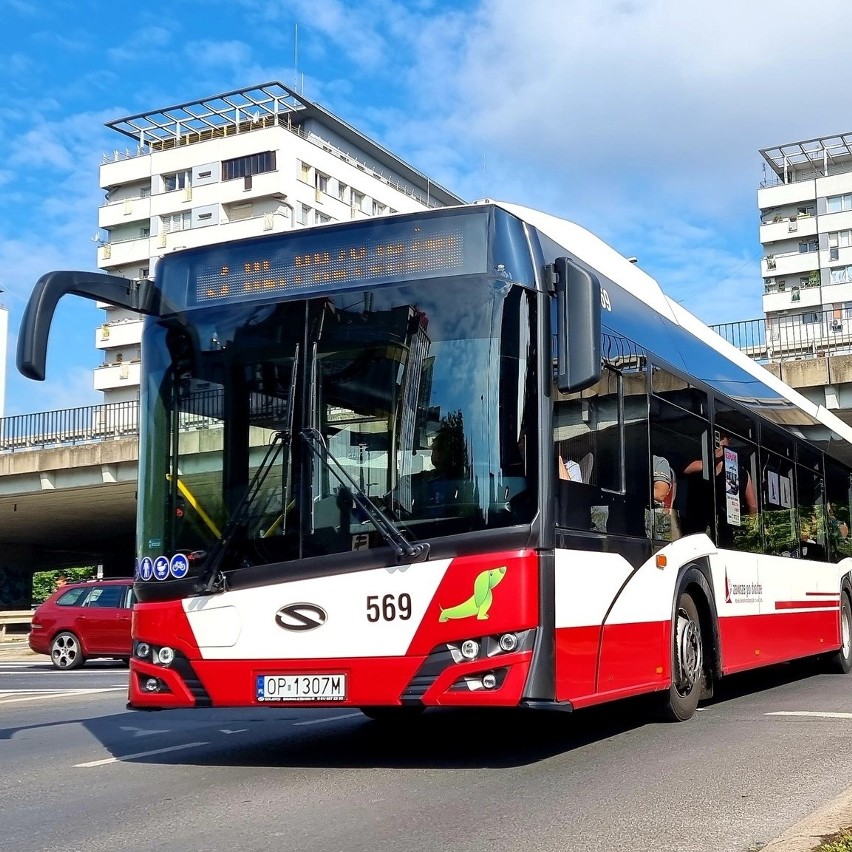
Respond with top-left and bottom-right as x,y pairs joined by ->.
0,659 -> 838,770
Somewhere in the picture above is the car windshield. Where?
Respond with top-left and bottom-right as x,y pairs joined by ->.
137,277 -> 537,571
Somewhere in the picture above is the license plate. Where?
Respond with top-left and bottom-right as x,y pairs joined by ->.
256,673 -> 347,702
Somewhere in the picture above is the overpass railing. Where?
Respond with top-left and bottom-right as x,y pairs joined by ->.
0,400 -> 139,453
711,306 -> 852,362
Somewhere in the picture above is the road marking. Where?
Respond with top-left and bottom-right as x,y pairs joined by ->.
766,711 -> 852,719
119,725 -> 170,738
293,712 -> 363,726
0,687 -> 125,704
75,741 -> 209,768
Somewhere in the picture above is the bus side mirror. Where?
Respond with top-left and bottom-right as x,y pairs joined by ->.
554,256 -> 601,393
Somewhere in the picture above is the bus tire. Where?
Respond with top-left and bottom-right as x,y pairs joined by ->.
659,591 -> 704,722
828,590 -> 852,674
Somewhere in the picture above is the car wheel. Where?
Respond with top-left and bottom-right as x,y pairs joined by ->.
50,632 -> 85,670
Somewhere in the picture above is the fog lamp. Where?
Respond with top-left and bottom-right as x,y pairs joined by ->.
144,678 -> 160,693
460,639 -> 479,660
482,673 -> 497,689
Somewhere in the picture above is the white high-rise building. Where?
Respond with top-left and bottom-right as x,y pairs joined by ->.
758,133 -> 852,357
95,82 -> 463,404
0,301 -> 7,417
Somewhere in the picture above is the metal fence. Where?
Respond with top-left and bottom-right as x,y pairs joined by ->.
711,306 -> 852,362
0,400 -> 139,453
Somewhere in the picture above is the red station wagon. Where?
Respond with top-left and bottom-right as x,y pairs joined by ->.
29,579 -> 135,669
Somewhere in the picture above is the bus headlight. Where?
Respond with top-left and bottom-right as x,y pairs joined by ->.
498,633 -> 518,652
157,646 -> 176,666
460,639 -> 480,660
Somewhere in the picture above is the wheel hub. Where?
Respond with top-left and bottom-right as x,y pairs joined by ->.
675,609 -> 702,696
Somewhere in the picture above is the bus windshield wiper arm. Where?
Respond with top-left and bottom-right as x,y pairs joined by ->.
198,430 -> 290,593
300,427 -> 429,565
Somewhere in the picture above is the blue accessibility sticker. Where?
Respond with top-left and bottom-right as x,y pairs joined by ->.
139,557 -> 154,581
170,553 -> 190,579
153,555 -> 170,581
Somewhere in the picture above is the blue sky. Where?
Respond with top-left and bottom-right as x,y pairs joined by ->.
3,0 -> 852,416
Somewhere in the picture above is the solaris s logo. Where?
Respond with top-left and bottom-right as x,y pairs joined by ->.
275,603 -> 328,632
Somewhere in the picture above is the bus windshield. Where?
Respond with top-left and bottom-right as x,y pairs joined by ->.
138,276 -> 537,572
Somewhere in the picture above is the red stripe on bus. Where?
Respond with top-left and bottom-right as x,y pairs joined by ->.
775,600 -> 840,610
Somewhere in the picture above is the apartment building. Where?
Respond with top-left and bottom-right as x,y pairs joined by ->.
758,133 -> 852,358
0,303 -> 7,417
95,81 -> 463,404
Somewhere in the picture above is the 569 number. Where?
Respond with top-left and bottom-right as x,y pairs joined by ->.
366,593 -> 412,622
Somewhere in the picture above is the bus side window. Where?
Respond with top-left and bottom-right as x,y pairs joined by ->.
796,465 -> 826,561
825,459 -> 851,562
553,366 -> 631,532
649,397 -> 711,543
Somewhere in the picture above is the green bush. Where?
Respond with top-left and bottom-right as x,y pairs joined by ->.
31,567 -> 98,605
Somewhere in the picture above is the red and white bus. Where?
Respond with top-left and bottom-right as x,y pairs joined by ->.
18,201 -> 852,721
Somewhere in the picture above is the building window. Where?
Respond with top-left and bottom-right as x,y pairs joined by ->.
139,226 -> 150,238
827,193 -> 852,214
299,161 -> 311,183
338,182 -> 348,202
315,172 -> 328,194
801,311 -> 820,324
351,190 -> 364,212
798,239 -> 819,254
222,150 -> 276,182
829,230 -> 852,248
315,212 -> 331,225
372,200 -> 387,216
163,171 -> 190,192
297,204 -> 311,225
161,212 -> 191,233
139,267 -> 150,279
830,266 -> 852,285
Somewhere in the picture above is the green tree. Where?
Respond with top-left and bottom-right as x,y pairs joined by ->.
31,567 -> 97,605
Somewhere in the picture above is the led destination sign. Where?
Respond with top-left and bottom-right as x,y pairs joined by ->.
194,228 -> 465,305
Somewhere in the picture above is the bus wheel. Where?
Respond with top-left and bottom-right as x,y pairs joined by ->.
660,591 -> 704,722
360,706 -> 424,723
829,591 -> 852,674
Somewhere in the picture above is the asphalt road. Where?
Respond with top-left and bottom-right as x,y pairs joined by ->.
2,658 -> 852,852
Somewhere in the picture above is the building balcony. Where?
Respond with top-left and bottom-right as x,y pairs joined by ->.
98,238 -> 151,268
93,361 -> 141,391
762,250 -> 820,278
101,152 -> 154,187
763,284 -> 822,314
95,319 -> 143,350
759,215 -> 817,244
758,179 -> 817,210
99,196 -> 152,229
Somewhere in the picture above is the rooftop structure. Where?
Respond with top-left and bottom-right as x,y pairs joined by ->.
95,82 -> 464,406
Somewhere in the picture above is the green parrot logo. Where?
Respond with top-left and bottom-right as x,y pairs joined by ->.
438,566 -> 507,622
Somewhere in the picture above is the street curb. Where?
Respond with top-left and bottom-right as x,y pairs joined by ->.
764,784 -> 852,851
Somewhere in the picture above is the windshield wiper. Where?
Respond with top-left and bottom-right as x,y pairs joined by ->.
301,427 -> 430,566
197,430 -> 291,593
